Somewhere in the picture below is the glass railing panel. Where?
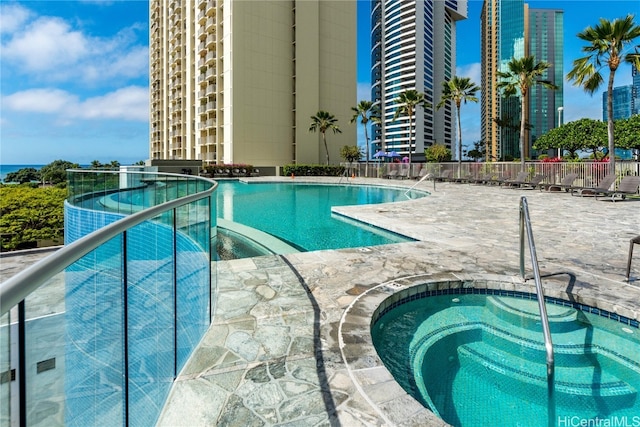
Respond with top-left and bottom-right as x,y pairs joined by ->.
23,271 -> 66,426
175,201 -> 211,370
9,170 -> 217,425
0,311 -> 10,427
126,211 -> 175,427
64,236 -> 125,427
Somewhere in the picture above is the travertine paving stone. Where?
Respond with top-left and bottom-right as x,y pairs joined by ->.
2,177 -> 639,426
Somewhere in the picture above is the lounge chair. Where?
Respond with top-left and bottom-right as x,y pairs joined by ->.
384,169 -> 398,179
415,168 -> 430,180
396,168 -> 410,180
468,173 -> 493,185
516,174 -> 545,190
434,170 -> 452,182
595,176 -> 640,202
502,172 -> 530,188
570,173 -> 616,197
486,174 -> 510,186
539,173 -> 578,192
450,174 -> 473,184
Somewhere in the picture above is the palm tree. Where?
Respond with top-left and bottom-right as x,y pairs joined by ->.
436,76 -> 480,177
497,56 -> 557,171
309,110 -> 342,165
350,100 -> 379,176
567,14 -> 640,173
392,89 -> 429,165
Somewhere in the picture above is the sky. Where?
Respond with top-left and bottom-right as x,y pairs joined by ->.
0,0 -> 150,165
1,0 -> 639,165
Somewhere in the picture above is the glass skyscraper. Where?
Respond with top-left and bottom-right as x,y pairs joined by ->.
602,67 -> 640,120
481,1 -> 563,160
371,0 -> 467,161
527,7 -> 564,158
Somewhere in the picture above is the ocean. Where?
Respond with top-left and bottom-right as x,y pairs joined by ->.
0,164 -> 46,182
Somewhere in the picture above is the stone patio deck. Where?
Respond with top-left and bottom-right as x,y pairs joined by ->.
158,177 -> 640,426
2,177 -> 638,426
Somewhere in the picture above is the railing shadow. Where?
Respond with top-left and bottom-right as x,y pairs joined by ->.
280,255 -> 340,427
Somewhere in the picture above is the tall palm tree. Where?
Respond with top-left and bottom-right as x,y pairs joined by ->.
392,89 -> 429,165
567,14 -> 640,173
436,76 -> 480,176
350,100 -> 379,176
309,110 -> 341,165
497,56 -> 557,171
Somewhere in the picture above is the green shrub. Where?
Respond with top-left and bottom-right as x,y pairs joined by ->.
203,164 -> 254,177
282,164 -> 345,177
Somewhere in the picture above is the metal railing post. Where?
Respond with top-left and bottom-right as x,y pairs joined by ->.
519,196 -> 555,427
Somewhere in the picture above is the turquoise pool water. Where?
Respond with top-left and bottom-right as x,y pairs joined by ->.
371,291 -> 640,427
216,182 -> 424,251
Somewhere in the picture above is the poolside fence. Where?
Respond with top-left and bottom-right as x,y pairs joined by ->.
343,161 -> 640,186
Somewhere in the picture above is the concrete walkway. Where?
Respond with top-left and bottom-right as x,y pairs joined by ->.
156,177 -> 640,426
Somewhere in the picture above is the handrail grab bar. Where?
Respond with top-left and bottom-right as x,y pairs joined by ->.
519,196 -> 555,422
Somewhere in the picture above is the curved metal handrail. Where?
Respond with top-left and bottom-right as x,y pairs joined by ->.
0,170 -> 217,315
519,196 -> 555,426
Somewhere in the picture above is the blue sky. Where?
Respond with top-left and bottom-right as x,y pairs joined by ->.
1,0 -> 149,165
1,0 -> 639,164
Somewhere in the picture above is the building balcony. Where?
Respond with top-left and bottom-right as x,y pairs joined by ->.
206,1 -> 217,14
197,10 -> 207,24
206,17 -> 215,31
205,51 -> 216,65
206,34 -> 216,48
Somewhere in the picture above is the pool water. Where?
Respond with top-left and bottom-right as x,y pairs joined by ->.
371,292 -> 640,427
216,182 -> 423,251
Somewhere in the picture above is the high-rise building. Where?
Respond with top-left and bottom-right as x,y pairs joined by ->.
633,66 -> 640,115
150,0 -> 356,166
527,7 -> 563,157
370,0 -> 467,161
602,86 -> 634,120
481,0 -> 563,161
602,67 -> 640,120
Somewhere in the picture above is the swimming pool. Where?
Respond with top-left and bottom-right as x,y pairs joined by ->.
215,181 -> 425,252
95,180 -> 426,257
371,288 -> 640,427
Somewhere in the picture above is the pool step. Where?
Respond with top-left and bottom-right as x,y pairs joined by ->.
486,296 -> 581,333
457,341 -> 638,408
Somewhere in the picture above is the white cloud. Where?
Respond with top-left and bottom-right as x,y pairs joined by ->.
78,87 -> 149,121
456,62 -> 481,86
0,3 -> 31,34
3,17 -> 88,73
1,7 -> 147,84
2,86 -> 149,122
2,88 -> 77,113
